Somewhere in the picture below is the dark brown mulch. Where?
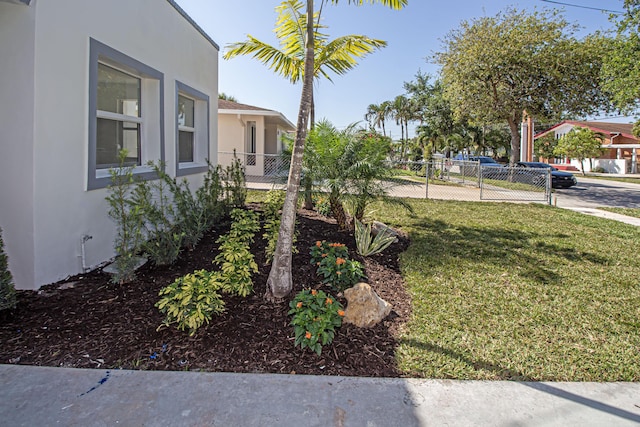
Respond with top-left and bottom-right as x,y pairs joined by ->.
0,208 -> 410,377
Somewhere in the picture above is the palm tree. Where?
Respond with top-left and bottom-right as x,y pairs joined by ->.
224,0 -> 388,126
364,101 -> 391,136
260,0 -> 407,302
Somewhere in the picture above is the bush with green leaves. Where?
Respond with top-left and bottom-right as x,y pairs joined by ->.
310,241 -> 365,291
354,219 -> 396,257
131,166 -> 183,266
105,150 -> 146,284
197,160 -> 227,228
156,270 -> 225,336
159,169 -> 209,251
213,209 -> 259,297
0,227 -> 16,311
262,190 -> 297,264
314,196 -> 332,217
288,289 -> 345,355
222,156 -> 247,211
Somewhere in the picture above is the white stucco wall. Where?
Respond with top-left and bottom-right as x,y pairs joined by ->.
0,2 -> 37,290
1,0 -> 218,290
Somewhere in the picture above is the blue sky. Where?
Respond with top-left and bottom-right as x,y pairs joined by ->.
176,0 -> 627,138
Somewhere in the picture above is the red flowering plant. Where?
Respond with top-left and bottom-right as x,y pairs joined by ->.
288,288 -> 345,355
310,241 -> 364,291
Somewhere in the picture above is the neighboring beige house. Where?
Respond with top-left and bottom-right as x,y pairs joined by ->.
535,121 -> 640,174
0,0 -> 218,290
218,99 -> 295,177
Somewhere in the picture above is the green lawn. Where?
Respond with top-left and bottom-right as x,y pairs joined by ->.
598,207 -> 640,219
374,199 -> 640,381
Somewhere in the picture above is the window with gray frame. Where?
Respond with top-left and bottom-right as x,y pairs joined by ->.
88,38 -> 164,190
175,81 -> 210,177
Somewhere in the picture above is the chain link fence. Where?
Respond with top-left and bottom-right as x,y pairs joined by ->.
217,152 -> 552,204
387,159 -> 552,203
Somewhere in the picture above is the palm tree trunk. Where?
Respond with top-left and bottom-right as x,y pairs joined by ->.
265,0 -> 314,302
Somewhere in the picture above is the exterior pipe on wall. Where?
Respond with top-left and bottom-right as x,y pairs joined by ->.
81,234 -> 93,273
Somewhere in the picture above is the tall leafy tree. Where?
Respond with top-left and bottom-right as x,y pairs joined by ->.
553,127 -> 605,175
254,0 -> 407,302
435,8 -> 611,164
602,0 -> 640,131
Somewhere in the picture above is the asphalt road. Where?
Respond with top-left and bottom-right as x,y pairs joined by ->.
554,177 -> 640,209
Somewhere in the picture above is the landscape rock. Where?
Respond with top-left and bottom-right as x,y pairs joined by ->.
343,283 -> 392,328
371,221 -> 399,241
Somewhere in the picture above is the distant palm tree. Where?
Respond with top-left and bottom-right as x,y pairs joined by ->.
224,0 -> 387,126
365,101 -> 392,136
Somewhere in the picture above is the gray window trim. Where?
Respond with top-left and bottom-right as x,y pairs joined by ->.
88,38 -> 165,190
175,81 -> 210,177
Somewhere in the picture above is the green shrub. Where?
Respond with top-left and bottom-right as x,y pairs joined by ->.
160,171 -> 209,251
288,289 -> 345,355
156,270 -> 225,336
131,166 -> 183,266
222,156 -> 247,211
106,150 -> 145,284
314,196 -> 332,217
262,190 -> 297,264
0,227 -> 16,311
310,241 -> 365,292
213,209 -> 259,297
197,161 -> 227,228
354,219 -> 396,257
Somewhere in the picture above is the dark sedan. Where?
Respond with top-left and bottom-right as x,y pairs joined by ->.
515,162 -> 577,189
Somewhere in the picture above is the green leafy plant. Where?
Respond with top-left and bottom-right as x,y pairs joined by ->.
0,227 -> 16,311
314,196 -> 332,217
105,150 -> 145,284
310,241 -> 364,291
354,219 -> 396,257
197,160 -> 227,228
288,289 -> 345,355
213,209 -> 259,297
156,270 -> 225,336
262,190 -> 298,264
131,169 -> 183,266
222,156 -> 247,210
160,170 -> 209,251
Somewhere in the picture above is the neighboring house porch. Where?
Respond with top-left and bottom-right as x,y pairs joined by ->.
218,99 -> 295,177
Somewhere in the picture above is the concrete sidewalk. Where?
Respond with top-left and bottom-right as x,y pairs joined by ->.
1,365 -> 640,426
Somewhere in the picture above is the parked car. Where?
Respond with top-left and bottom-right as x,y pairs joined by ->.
515,162 -> 577,188
466,156 -> 507,180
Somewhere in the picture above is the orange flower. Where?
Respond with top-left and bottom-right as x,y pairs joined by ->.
311,290 -> 317,296
316,241 -> 322,247
316,262 -> 320,266
305,331 -> 312,339
336,271 -> 342,276
326,298 -> 333,305
335,257 -> 346,265
337,310 -> 345,317
296,302 -> 303,308
321,253 -> 327,258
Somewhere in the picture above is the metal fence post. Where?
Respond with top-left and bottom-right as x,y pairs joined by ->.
425,161 -> 429,199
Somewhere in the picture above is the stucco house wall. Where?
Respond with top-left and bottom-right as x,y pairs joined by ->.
0,0 -> 218,290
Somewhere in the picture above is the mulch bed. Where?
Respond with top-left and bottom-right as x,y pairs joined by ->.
0,208 -> 411,377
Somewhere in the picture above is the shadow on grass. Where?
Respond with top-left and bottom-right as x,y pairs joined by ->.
405,217 -> 609,286
400,338 -> 535,381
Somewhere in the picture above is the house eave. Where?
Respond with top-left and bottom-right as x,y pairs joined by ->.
165,0 -> 219,50
219,109 -> 295,131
